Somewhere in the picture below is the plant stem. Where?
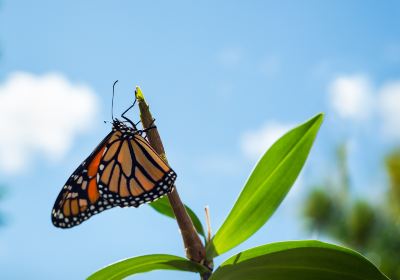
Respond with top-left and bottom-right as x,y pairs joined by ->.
205,206 -> 212,244
135,87 -> 207,265
201,272 -> 212,280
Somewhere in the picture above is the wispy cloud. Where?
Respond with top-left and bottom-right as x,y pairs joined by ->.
259,56 -> 281,78
241,122 -> 293,160
217,47 -> 243,68
0,72 -> 98,174
328,75 -> 373,121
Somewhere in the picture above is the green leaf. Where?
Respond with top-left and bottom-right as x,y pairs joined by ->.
150,196 -> 206,238
210,240 -> 389,280
207,114 -> 324,258
87,254 -> 208,280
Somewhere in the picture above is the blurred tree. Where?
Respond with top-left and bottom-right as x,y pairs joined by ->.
386,151 -> 400,221
303,145 -> 400,280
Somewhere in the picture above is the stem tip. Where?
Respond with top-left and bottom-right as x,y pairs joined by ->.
135,86 -> 145,102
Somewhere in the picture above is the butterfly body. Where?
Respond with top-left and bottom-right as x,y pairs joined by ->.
52,119 -> 176,228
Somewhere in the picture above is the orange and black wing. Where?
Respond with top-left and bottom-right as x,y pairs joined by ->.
52,132 -> 116,228
97,132 -> 176,207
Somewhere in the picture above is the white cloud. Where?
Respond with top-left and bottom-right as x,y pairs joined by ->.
327,73 -> 400,141
378,81 -> 400,140
0,72 -> 98,173
241,122 -> 293,160
329,75 -> 373,120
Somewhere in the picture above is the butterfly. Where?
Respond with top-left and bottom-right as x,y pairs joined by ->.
51,84 -> 176,228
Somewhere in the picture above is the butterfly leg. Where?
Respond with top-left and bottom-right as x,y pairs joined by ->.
138,118 -> 157,138
142,125 -> 157,132
141,118 -> 157,132
121,100 -> 137,127
121,100 -> 137,118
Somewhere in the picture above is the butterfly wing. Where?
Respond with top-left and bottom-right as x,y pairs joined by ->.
52,132 -> 116,228
52,123 -> 176,228
97,132 -> 176,207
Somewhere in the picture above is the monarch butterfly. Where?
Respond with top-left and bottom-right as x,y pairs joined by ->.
51,83 -> 176,228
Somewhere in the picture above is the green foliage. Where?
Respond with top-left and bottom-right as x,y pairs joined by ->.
303,188 -> 335,230
210,241 -> 388,280
303,145 -> 400,280
149,196 -> 206,238
386,151 -> 400,218
87,254 -> 208,280
207,114 -> 323,258
89,114 -> 388,280
348,201 -> 376,247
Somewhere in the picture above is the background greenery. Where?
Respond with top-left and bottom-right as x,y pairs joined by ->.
303,145 -> 400,279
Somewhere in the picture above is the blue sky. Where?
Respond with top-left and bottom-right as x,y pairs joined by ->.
1,1 -> 400,279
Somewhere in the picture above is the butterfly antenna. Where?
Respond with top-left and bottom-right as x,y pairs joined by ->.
112,80 -> 118,120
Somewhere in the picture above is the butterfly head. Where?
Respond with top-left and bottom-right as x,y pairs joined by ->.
112,118 -> 140,137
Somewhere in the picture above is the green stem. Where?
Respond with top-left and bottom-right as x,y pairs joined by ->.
135,87 -> 212,278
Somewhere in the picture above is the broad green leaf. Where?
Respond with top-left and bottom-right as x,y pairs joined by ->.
210,240 -> 389,280
150,196 -> 205,238
87,254 -> 208,280
207,114 -> 323,258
